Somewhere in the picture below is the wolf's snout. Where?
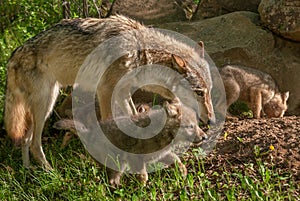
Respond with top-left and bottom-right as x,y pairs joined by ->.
207,118 -> 216,126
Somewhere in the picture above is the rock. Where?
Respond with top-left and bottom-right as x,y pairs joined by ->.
159,12 -> 274,66
194,0 -> 261,19
159,11 -> 300,115
105,0 -> 197,25
258,0 -> 300,42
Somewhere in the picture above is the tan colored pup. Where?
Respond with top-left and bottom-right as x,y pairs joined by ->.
54,99 -> 206,186
220,64 -> 289,118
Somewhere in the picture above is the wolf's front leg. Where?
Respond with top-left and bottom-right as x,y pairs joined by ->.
115,96 -> 137,116
98,87 -> 113,120
30,81 -> 59,170
98,88 -> 137,119
30,111 -> 53,170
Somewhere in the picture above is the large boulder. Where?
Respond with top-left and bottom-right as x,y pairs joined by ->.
258,0 -> 300,42
194,0 -> 261,19
159,11 -> 300,115
104,0 -> 196,25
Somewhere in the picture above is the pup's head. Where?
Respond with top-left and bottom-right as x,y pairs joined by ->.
164,98 -> 206,143
170,41 -> 215,125
264,91 -> 289,118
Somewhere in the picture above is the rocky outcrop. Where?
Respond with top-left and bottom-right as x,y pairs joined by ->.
105,0 -> 196,24
195,0 -> 261,19
258,0 -> 300,42
159,11 -> 300,115
159,12 -> 273,67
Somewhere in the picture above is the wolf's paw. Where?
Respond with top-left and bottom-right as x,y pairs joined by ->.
178,162 -> 187,178
42,161 -> 53,171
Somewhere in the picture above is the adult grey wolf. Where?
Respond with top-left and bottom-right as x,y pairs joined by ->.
5,15 -> 214,169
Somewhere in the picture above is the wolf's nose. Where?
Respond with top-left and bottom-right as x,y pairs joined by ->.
207,119 -> 216,126
208,113 -> 216,125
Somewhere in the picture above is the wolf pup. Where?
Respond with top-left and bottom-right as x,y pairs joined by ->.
220,64 -> 289,118
54,99 -> 206,186
5,15 -> 214,169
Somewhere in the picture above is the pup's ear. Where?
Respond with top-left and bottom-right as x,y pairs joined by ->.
282,91 -> 289,102
164,98 -> 182,118
198,41 -> 205,58
172,55 -> 187,73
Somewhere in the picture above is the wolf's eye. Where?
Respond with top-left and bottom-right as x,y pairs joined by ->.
195,90 -> 204,97
183,124 -> 194,129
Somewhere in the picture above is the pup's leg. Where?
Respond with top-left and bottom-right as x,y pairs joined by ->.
249,87 -> 263,118
97,87 -> 113,120
107,163 -> 127,187
223,79 -> 240,111
161,152 -> 187,177
131,161 -> 148,185
108,168 -> 122,187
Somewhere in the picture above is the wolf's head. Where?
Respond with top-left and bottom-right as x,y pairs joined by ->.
264,91 -> 289,118
171,41 -> 215,125
124,27 -> 215,125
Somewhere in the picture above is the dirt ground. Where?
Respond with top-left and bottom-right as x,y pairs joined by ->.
1,101 -> 299,183
203,116 -> 300,182
52,95 -> 300,182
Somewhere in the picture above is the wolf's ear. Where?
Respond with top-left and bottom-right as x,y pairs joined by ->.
198,41 -> 205,58
172,55 -> 187,73
282,91 -> 289,102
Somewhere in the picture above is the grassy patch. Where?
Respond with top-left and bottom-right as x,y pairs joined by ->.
228,100 -> 253,119
0,133 -> 298,200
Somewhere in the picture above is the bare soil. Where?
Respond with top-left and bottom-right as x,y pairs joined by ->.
204,116 -> 300,182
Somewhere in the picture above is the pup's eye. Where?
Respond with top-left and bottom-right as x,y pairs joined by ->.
183,125 -> 194,129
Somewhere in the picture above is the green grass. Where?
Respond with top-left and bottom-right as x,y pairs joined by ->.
228,100 -> 253,119
0,132 -> 298,200
0,2 -> 298,199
